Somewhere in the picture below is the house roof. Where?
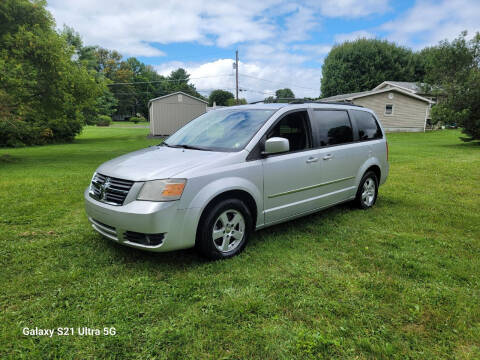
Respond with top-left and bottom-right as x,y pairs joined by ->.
373,81 -> 444,95
321,87 -> 433,104
373,81 -> 422,93
148,91 -> 208,106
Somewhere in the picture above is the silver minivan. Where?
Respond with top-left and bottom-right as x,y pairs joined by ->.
85,102 -> 389,259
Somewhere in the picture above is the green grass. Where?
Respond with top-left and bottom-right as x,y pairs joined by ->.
1,127 -> 479,359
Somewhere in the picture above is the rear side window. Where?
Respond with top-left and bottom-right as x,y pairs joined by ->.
312,110 -> 353,146
352,110 -> 383,140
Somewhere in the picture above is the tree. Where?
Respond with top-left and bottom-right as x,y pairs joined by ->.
208,90 -> 234,106
226,98 -> 247,106
60,26 -> 118,124
165,68 -> 204,99
0,0 -> 101,147
426,32 -> 480,142
275,88 -> 295,99
321,38 -> 423,97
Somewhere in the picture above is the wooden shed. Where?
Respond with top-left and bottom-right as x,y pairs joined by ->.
148,92 -> 207,136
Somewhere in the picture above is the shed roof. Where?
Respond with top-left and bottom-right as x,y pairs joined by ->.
148,91 -> 208,106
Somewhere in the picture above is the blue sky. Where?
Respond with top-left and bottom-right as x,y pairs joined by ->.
48,0 -> 480,100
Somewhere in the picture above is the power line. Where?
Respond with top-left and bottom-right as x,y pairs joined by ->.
239,74 -> 318,91
106,74 -> 233,86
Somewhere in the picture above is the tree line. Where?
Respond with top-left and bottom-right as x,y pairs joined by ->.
0,0 -> 203,147
321,34 -> 480,142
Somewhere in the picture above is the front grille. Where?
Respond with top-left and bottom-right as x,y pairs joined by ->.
89,173 -> 134,206
124,231 -> 164,246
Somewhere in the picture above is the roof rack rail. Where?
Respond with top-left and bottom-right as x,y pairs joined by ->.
248,99 -> 363,107
314,101 -> 364,107
249,98 -> 309,104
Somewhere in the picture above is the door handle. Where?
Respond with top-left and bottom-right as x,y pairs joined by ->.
306,157 -> 318,163
322,154 -> 333,160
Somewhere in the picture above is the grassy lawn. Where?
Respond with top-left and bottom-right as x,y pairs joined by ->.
1,127 -> 479,359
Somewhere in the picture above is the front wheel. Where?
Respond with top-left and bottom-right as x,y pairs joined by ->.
355,171 -> 378,209
196,198 -> 252,260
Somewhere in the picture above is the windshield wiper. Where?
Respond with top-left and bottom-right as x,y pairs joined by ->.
161,142 -> 211,151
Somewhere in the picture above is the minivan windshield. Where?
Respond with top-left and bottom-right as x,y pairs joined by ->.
164,109 -> 275,152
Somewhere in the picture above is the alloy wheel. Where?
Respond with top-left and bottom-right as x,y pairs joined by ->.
361,178 -> 376,207
212,209 -> 245,253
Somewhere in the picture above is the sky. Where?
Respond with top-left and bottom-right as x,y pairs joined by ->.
47,0 -> 480,101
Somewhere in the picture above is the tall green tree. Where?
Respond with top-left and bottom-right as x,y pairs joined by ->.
165,68 -> 204,99
60,26 -> 118,124
425,31 -> 480,142
0,0 -> 101,147
122,58 -> 166,116
208,90 -> 234,106
275,88 -> 295,99
321,38 -> 423,97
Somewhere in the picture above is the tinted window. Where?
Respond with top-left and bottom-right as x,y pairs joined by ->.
267,111 -> 310,152
352,110 -> 383,140
312,110 -> 353,146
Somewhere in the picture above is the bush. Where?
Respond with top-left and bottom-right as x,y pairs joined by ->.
96,115 -> 112,127
130,116 -> 144,124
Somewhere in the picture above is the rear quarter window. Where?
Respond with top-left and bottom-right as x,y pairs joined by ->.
351,110 -> 383,140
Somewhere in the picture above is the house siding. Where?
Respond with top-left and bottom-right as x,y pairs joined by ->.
149,93 -> 207,136
352,92 -> 428,132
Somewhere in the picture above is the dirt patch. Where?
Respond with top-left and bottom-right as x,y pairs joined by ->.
402,323 -> 425,334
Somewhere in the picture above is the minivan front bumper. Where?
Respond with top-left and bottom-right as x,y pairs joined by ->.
84,188 -> 197,252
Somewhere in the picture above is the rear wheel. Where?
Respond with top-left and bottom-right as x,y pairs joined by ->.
355,171 -> 378,209
196,198 -> 252,260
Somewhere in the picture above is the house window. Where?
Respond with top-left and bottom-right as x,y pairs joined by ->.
385,104 -> 393,115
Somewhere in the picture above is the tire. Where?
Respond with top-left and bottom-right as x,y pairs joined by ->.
196,198 -> 252,260
355,171 -> 379,209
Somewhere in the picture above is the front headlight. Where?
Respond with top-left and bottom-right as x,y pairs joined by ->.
137,179 -> 186,202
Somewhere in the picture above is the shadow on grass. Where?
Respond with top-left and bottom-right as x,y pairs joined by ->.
94,196 -> 402,269
102,239 -> 204,268
440,140 -> 480,149
91,203 -> 353,269
0,154 -> 20,163
73,135 -> 151,145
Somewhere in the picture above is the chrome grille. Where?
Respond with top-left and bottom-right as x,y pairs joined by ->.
89,173 -> 134,206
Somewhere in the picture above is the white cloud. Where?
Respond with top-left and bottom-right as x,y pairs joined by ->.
334,30 -> 376,43
47,0 -> 285,56
311,0 -> 390,17
243,43 -> 308,66
282,6 -> 321,42
381,0 -> 480,48
47,0 -> 391,58
291,44 -> 332,56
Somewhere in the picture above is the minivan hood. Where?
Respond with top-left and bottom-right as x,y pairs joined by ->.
96,146 -> 232,181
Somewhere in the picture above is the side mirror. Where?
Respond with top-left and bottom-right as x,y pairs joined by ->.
263,137 -> 289,155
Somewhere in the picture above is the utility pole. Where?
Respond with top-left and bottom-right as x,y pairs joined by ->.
235,49 -> 239,104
